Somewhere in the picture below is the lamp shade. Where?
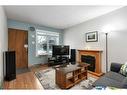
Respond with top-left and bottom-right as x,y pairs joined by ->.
102,24 -> 113,34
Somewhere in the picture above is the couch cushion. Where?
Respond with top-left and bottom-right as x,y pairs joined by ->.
121,77 -> 127,88
104,71 -> 125,82
93,76 -> 123,88
110,63 -> 122,73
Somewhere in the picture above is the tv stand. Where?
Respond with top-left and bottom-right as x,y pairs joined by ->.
48,55 -> 69,66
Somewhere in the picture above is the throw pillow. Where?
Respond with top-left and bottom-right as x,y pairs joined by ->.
120,62 -> 127,76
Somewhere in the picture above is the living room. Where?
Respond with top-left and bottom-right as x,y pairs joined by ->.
0,4 -> 127,92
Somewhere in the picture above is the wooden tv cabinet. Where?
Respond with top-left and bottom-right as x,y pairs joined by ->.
55,63 -> 89,89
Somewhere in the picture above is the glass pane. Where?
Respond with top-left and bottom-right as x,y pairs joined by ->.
37,35 -> 47,55
48,36 -> 59,54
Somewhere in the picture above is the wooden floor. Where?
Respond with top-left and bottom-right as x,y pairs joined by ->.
4,64 -> 48,89
4,64 -> 99,89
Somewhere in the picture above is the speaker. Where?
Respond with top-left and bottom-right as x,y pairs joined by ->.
4,51 -> 16,81
70,49 -> 76,64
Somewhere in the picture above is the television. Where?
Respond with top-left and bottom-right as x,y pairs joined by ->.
52,45 -> 69,56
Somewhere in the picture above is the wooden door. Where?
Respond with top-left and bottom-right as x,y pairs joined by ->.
8,28 -> 28,68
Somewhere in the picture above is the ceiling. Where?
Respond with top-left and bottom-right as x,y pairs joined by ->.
4,6 -> 123,29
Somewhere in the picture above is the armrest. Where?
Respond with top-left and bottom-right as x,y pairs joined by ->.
110,62 -> 122,73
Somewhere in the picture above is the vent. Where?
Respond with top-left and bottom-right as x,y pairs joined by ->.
29,27 -> 36,32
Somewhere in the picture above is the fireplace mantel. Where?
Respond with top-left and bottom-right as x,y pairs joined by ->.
78,49 -> 103,52
78,49 -> 103,76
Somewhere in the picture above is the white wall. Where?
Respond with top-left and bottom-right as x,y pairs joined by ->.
0,6 -> 8,87
64,6 -> 127,73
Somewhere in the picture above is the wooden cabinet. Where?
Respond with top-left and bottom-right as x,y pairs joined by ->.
55,64 -> 89,89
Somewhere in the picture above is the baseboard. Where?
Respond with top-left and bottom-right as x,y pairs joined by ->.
28,63 -> 33,68
0,78 -> 3,89
0,81 -> 1,89
88,71 -> 104,77
28,63 -> 48,68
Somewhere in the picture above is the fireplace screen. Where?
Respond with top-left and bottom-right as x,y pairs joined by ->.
81,55 -> 95,72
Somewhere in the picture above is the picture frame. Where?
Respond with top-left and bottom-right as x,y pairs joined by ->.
85,31 -> 98,42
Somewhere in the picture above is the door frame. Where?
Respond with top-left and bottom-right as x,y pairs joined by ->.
8,28 -> 28,68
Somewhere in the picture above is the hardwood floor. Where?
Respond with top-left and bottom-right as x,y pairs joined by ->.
4,64 -> 48,89
88,73 -> 100,79
4,64 -> 99,89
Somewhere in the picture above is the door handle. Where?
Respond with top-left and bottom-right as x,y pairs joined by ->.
24,44 -> 28,52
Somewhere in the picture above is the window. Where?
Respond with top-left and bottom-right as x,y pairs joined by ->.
36,29 -> 59,56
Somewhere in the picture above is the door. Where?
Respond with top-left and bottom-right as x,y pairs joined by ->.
8,28 -> 28,68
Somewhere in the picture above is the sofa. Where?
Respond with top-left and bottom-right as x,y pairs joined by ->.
93,62 -> 127,88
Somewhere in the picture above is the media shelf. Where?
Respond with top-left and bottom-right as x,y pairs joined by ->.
48,56 -> 69,66
55,63 -> 89,89
66,79 -> 74,88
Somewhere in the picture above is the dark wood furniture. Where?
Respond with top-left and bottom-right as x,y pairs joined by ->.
55,63 -> 89,89
48,56 -> 69,66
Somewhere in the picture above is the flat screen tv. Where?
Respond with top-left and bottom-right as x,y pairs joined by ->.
52,45 -> 69,56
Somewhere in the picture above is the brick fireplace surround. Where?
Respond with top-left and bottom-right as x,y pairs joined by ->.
78,50 -> 103,76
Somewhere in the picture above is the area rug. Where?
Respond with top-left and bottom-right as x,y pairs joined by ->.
35,68 -> 97,90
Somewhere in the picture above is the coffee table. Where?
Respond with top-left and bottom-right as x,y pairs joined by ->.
55,63 -> 89,89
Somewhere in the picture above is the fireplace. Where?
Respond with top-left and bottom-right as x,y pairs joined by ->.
81,55 -> 95,72
78,50 -> 103,76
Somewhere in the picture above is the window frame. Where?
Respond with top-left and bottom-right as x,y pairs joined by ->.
36,29 -> 59,56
